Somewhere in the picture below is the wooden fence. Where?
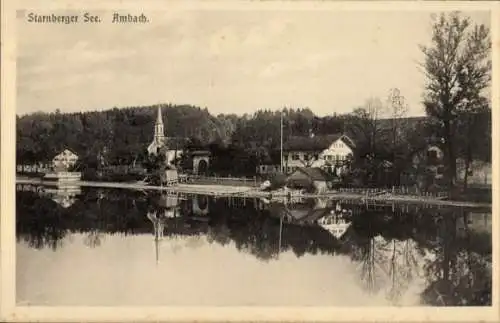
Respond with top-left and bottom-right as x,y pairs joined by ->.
186,175 -> 261,187
336,186 -> 449,198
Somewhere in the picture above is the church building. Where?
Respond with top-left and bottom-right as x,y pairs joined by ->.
147,106 -> 183,166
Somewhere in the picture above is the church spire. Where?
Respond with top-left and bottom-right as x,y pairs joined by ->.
147,106 -> 167,155
156,106 -> 163,125
154,106 -> 165,144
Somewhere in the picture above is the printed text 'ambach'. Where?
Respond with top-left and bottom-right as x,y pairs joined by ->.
24,12 -> 150,24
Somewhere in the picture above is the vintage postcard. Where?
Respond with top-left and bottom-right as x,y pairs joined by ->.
1,0 -> 499,322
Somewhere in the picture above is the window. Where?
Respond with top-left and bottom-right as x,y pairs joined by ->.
292,154 -> 300,160
314,154 -> 319,160
304,154 -> 310,161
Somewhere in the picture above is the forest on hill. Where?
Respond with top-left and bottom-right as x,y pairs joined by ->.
16,104 -> 358,171
16,96 -> 491,179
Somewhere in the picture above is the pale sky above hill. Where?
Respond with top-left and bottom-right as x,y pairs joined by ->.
16,7 -> 491,117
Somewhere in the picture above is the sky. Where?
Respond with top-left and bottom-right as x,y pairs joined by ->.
16,8 -> 491,117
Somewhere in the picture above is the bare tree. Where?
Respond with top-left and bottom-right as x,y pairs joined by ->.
348,97 -> 385,158
420,12 -> 491,190
385,88 -> 409,154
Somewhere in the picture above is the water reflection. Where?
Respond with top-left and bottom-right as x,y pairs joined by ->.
16,186 -> 492,306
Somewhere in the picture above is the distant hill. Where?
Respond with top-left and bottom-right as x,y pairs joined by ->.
16,104 -> 235,165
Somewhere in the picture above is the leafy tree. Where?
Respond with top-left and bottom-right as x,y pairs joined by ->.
420,12 -> 491,189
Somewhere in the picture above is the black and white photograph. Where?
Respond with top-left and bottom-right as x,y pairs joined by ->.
1,1 -> 498,322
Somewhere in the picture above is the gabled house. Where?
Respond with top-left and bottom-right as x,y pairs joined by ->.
52,149 -> 79,171
286,167 -> 331,193
411,144 -> 445,181
282,133 -> 355,174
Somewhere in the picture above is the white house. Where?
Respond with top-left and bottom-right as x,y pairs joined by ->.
52,149 -> 78,171
282,134 -> 355,174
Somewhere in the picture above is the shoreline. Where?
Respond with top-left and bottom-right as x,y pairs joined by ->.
15,178 -> 492,209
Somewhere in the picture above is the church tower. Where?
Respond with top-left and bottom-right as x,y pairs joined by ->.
147,106 -> 167,155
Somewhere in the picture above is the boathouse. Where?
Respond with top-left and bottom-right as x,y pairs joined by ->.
286,167 -> 330,193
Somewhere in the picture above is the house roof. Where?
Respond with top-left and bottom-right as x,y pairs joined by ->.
190,150 -> 211,156
54,149 -> 78,157
289,167 -> 330,182
165,137 -> 189,149
283,134 -> 355,152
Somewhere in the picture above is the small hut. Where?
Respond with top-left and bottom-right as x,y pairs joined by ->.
161,164 -> 179,186
286,167 -> 330,193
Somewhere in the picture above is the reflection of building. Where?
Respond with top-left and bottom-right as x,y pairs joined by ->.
456,212 -> 491,236
46,187 -> 81,208
158,193 -> 181,218
16,183 -> 81,208
192,195 -> 209,215
147,192 -> 182,264
189,195 -> 210,221
270,199 -> 330,225
39,185 -> 81,208
316,203 -> 352,238
147,210 -> 166,264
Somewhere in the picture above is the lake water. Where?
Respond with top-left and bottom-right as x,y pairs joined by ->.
16,185 -> 492,306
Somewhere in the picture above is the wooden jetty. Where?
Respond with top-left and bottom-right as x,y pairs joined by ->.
15,177 -> 492,209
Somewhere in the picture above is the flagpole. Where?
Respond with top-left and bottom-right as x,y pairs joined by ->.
280,108 -> 284,173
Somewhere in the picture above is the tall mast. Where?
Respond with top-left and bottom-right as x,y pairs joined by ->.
280,108 -> 284,173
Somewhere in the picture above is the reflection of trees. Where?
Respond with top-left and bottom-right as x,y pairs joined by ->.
17,189 -> 492,306
385,239 -> 424,304
359,237 -> 383,294
204,199 -> 340,261
421,209 -> 492,306
207,224 -> 231,246
347,205 -> 491,306
16,192 -> 68,250
16,190 -> 155,250
356,236 -> 425,303
83,230 -> 103,248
